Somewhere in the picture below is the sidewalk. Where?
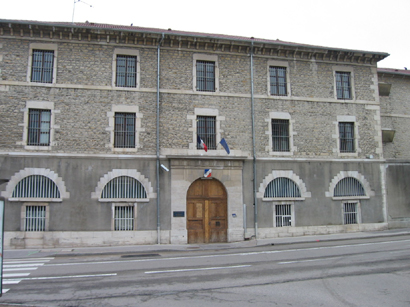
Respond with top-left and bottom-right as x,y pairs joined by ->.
4,228 -> 410,259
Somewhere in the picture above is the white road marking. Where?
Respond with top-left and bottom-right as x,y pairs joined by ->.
3,273 -> 31,278
4,267 -> 37,271
145,264 -> 251,274
2,289 -> 10,294
8,273 -> 117,281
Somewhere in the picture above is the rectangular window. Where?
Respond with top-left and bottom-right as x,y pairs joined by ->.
275,204 -> 292,227
272,119 -> 290,152
114,113 -> 136,148
197,116 -> 216,150
114,206 -> 134,231
343,202 -> 358,224
339,122 -> 355,153
28,109 -> 51,146
25,206 -> 46,231
116,55 -> 137,88
269,67 -> 287,96
31,50 -> 54,83
196,61 -> 215,92
336,72 -> 352,99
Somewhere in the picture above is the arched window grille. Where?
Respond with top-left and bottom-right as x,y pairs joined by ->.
101,176 -> 147,199
334,177 -> 365,197
12,175 -> 60,198
264,177 -> 301,198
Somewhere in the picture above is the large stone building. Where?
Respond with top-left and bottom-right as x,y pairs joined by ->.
0,19 -> 407,249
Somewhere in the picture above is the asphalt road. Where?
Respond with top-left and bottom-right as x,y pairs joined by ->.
1,235 -> 410,307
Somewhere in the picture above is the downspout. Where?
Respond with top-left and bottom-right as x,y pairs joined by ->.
156,33 -> 164,244
250,40 -> 258,239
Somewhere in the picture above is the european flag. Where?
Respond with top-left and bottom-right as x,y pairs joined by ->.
220,138 -> 230,154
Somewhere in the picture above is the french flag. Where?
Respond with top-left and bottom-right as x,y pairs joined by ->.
197,135 -> 208,152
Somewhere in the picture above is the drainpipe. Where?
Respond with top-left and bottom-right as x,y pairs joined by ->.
156,33 -> 164,244
250,40 -> 258,240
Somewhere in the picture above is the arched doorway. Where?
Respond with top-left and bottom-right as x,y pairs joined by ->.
186,178 -> 227,243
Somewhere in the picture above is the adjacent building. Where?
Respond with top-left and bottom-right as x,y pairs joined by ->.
0,19 -> 407,249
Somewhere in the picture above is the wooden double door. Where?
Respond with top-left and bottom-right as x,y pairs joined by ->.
187,179 -> 227,244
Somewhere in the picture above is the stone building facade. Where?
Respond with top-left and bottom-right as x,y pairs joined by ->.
0,19 -> 398,248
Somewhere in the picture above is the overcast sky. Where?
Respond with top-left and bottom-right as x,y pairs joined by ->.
2,0 -> 408,69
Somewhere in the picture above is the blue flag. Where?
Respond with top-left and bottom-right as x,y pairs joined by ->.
220,138 -> 230,154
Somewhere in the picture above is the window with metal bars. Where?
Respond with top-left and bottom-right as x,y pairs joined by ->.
272,119 -> 290,152
275,204 -> 292,227
31,50 -> 54,83
25,206 -> 46,231
12,175 -> 60,199
101,176 -> 147,199
334,177 -> 365,197
28,109 -> 51,146
269,66 -> 287,96
114,113 -> 136,148
343,202 -> 358,224
114,206 -> 134,231
264,177 -> 301,198
335,72 -> 352,99
197,116 -> 216,150
116,55 -> 137,88
196,61 -> 215,92
339,122 -> 355,153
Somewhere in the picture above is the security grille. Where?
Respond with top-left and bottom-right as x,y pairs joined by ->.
31,49 -> 54,83
336,71 -> 351,99
343,202 -> 358,224
334,177 -> 365,197
114,206 -> 134,231
339,122 -> 355,153
197,116 -> 216,150
196,61 -> 215,92
28,109 -> 51,146
264,177 -> 301,198
114,113 -> 136,148
275,204 -> 292,227
101,176 -> 147,199
272,119 -> 290,151
25,206 -> 46,231
12,175 -> 60,198
116,55 -> 137,88
269,66 -> 287,96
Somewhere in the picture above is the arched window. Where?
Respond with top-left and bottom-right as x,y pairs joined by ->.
12,175 -> 60,198
334,177 -> 365,197
101,176 -> 147,199
264,177 -> 301,198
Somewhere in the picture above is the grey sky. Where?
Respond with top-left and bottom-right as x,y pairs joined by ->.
2,0 -> 408,69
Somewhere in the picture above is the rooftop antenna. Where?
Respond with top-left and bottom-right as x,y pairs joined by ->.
72,0 -> 93,23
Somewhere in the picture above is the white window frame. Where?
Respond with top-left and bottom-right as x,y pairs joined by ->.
342,201 -> 361,225
112,203 -> 137,231
333,66 -> 355,101
193,54 -> 219,93
106,105 -> 144,152
333,115 -> 360,157
273,202 -> 294,227
112,48 -> 140,89
267,60 -> 291,97
21,203 -> 49,231
266,112 -> 296,156
27,43 -> 58,85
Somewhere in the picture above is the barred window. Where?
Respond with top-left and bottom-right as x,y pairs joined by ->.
31,50 -> 54,83
336,72 -> 352,100
12,175 -> 60,199
275,204 -> 292,227
25,206 -> 46,231
28,109 -> 51,146
264,177 -> 301,198
197,116 -> 216,150
343,202 -> 358,224
114,113 -> 136,148
101,176 -> 147,199
114,206 -> 134,231
116,55 -> 137,88
272,119 -> 290,152
196,61 -> 215,92
339,122 -> 355,153
334,177 -> 365,197
269,67 -> 287,96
